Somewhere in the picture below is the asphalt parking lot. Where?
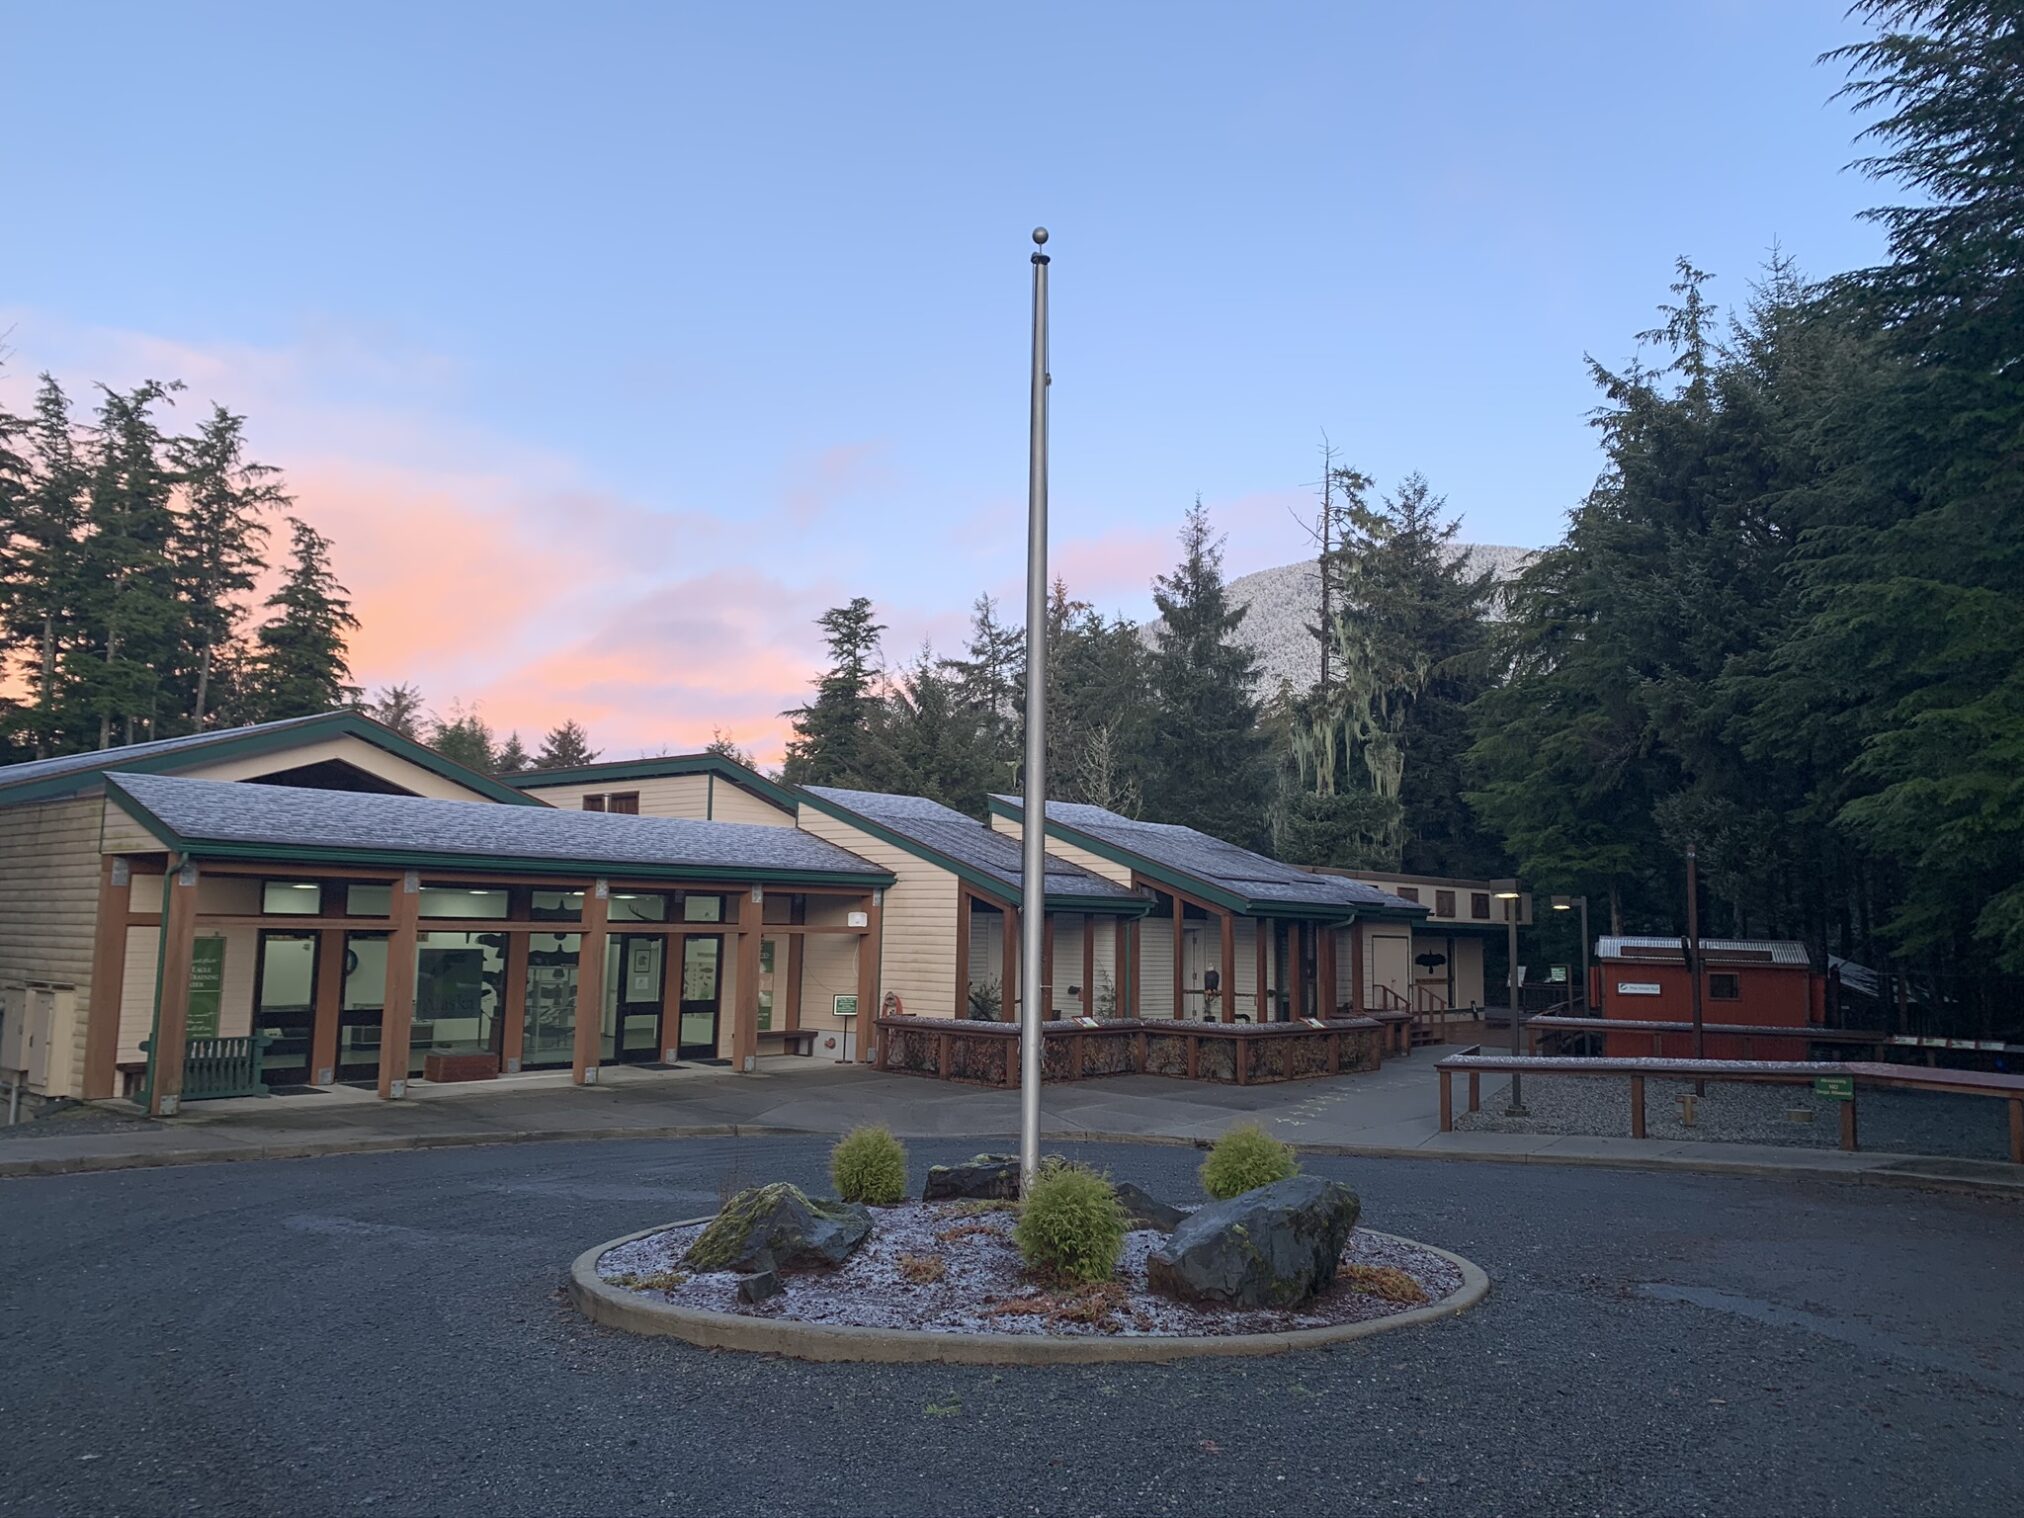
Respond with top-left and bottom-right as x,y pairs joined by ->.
2,1136 -> 2018,1518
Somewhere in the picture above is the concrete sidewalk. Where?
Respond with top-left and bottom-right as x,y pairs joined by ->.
3,1054 -> 2020,1197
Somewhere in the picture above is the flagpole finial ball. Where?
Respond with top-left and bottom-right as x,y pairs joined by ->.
1032,227 -> 1049,246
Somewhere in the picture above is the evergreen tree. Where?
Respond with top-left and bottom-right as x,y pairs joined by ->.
0,376 -> 89,755
868,646 -> 999,813
1143,499 -> 1267,844
251,517 -> 359,720
781,597 -> 885,785
362,682 -> 427,739
943,593 -> 1024,787
494,731 -> 533,773
430,703 -> 496,773
705,727 -> 758,770
168,404 -> 277,729
535,719 -> 598,769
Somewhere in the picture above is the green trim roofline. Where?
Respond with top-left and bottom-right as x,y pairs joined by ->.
101,777 -> 895,891
0,711 -> 537,809
793,788 -> 1151,916
505,752 -> 800,817
985,796 -> 1425,923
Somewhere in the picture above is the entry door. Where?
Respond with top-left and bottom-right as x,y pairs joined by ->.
253,932 -> 318,1086
1180,925 -> 1208,1019
609,935 -> 667,1064
1370,933 -> 1413,1011
678,935 -> 723,1060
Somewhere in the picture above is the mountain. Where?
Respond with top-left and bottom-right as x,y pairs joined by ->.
1152,544 -> 1535,696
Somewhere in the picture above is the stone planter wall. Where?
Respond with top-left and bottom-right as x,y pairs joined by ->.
875,1016 -> 1385,1088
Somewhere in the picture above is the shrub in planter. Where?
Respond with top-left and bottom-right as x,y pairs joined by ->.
1199,1122 -> 1299,1200
1013,1162 -> 1127,1285
830,1124 -> 908,1205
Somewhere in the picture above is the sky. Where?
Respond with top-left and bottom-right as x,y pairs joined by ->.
2,1 -> 1891,766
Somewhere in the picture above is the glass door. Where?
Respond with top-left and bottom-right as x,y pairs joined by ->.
678,935 -> 722,1060
605,934 -> 667,1064
253,932 -> 317,1087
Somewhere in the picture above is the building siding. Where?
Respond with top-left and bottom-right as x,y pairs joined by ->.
0,796 -> 108,1095
187,735 -> 501,800
987,814 -> 1134,888
793,808 -> 957,1017
517,773 -> 793,826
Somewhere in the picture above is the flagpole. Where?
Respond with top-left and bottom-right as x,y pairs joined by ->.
1019,227 -> 1050,1193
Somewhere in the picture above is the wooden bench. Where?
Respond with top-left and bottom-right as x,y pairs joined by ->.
759,1029 -> 819,1056
1435,1047 -> 2024,1162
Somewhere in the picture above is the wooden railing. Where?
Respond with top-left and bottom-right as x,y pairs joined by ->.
139,1034 -> 273,1103
1523,1016 -> 1893,1061
1434,1046 -> 2024,1163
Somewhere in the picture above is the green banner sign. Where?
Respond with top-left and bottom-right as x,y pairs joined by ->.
187,936 -> 226,1039
1812,1074 -> 1854,1101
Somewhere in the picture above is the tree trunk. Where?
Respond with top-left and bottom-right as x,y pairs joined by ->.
193,641 -> 213,729
36,614 -> 56,759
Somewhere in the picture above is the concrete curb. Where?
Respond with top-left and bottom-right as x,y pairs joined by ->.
3,1122 -> 2018,1200
567,1222 -> 1490,1365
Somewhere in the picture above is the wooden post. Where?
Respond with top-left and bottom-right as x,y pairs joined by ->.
1042,911 -> 1055,1019
1839,1091 -> 1859,1153
2009,1097 -> 2023,1166
954,888 -> 970,1018
312,925 -> 345,1085
377,873 -> 420,1100
1255,918 -> 1268,1024
1468,1071 -> 1481,1112
1218,910 -> 1236,1023
82,857 -> 132,1100
1349,922 -> 1365,1016
855,889 -> 882,1063
785,933 -> 805,1032
572,880 -> 612,1083
146,862 -> 201,1117
1319,925 -> 1338,1017
1288,921 -> 1305,1020
1112,915 -> 1127,1020
1629,1075 -> 1646,1139
1171,892 -> 1183,1020
1439,1068 -> 1453,1131
659,928 -> 687,1063
498,887 -> 529,1074
1003,904 -> 1020,1020
1081,914 -> 1095,1018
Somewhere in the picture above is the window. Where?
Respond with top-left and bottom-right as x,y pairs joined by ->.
607,791 -> 640,815
261,880 -> 322,914
609,892 -> 668,923
347,883 -> 391,917
682,893 -> 725,923
1435,889 -> 1456,917
1471,892 -> 1491,920
1397,886 -> 1420,903
581,795 -> 606,812
1708,971 -> 1741,1001
418,887 -> 508,919
532,890 -> 584,921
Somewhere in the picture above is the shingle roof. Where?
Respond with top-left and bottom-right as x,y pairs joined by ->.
1598,936 -> 1811,967
107,772 -> 890,884
991,795 -> 1425,917
800,786 -> 1138,905
0,715 -> 334,793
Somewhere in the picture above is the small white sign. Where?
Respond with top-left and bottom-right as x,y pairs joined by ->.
847,910 -> 869,928
1616,981 -> 1662,996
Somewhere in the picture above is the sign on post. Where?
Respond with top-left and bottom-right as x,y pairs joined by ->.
187,937 -> 226,1039
1813,1074 -> 1854,1101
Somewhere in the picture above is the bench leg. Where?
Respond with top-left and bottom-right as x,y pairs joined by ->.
1840,1094 -> 1859,1153
2012,1098 -> 2024,1167
1439,1069 -> 1453,1132
1630,1075 -> 1646,1139
1468,1072 -> 1480,1113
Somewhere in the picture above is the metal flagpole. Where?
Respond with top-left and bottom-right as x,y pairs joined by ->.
1019,227 -> 1051,1193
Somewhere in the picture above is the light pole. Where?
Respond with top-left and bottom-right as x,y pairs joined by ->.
1497,884 -> 1527,1115
1551,894 -> 1591,1015
1017,227 -> 1050,1194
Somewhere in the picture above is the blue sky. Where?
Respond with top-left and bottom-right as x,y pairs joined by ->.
2,1 -> 1889,760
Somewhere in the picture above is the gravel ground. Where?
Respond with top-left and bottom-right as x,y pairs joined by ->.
2,1136 -> 2020,1518
1454,1073 -> 2014,1159
600,1206 -> 1462,1336
0,1102 -> 156,1143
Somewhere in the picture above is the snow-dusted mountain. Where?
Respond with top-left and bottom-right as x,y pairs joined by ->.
1152,544 -> 1536,696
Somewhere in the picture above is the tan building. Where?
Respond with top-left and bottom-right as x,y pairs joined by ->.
986,797 -> 1426,1022
1312,870 -> 1535,1016
0,716 -> 891,1112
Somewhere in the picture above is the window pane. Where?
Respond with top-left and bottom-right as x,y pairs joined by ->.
262,881 -> 322,914
524,932 -> 581,1067
1435,890 -> 1456,917
347,884 -> 391,917
607,792 -> 640,815
337,933 -> 390,1080
682,894 -> 724,923
609,892 -> 668,922
531,890 -> 583,921
418,887 -> 508,919
413,930 -> 505,1069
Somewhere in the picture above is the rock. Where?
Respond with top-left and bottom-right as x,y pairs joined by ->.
737,1269 -> 783,1304
1113,1182 -> 1188,1232
1145,1175 -> 1361,1308
923,1154 -> 1022,1202
685,1182 -> 871,1273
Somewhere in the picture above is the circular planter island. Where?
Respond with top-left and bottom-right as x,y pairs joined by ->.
570,1193 -> 1488,1365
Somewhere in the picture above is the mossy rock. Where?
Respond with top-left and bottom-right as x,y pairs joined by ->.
685,1182 -> 872,1273
1145,1175 -> 1360,1307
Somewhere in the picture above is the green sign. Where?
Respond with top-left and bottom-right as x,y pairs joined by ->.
187,937 -> 226,1039
833,993 -> 859,1020
1812,1074 -> 1854,1101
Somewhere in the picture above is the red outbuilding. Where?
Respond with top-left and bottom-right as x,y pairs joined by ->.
1592,937 -> 1826,1059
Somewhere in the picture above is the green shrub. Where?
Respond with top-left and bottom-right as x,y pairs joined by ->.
1013,1162 -> 1126,1284
830,1124 -> 908,1205
1199,1123 -> 1299,1200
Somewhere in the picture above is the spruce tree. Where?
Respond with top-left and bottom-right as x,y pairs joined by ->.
781,597 -> 885,786
169,404 -> 277,729
0,376 -> 89,756
1143,499 -> 1267,844
943,593 -> 1024,787
494,731 -> 533,773
534,719 -> 598,769
705,727 -> 758,770
251,517 -> 359,720
365,682 -> 427,739
430,703 -> 496,773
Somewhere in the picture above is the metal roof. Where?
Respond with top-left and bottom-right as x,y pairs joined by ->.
989,795 -> 1425,919
799,786 -> 1140,908
105,771 -> 891,885
1597,936 -> 1812,966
